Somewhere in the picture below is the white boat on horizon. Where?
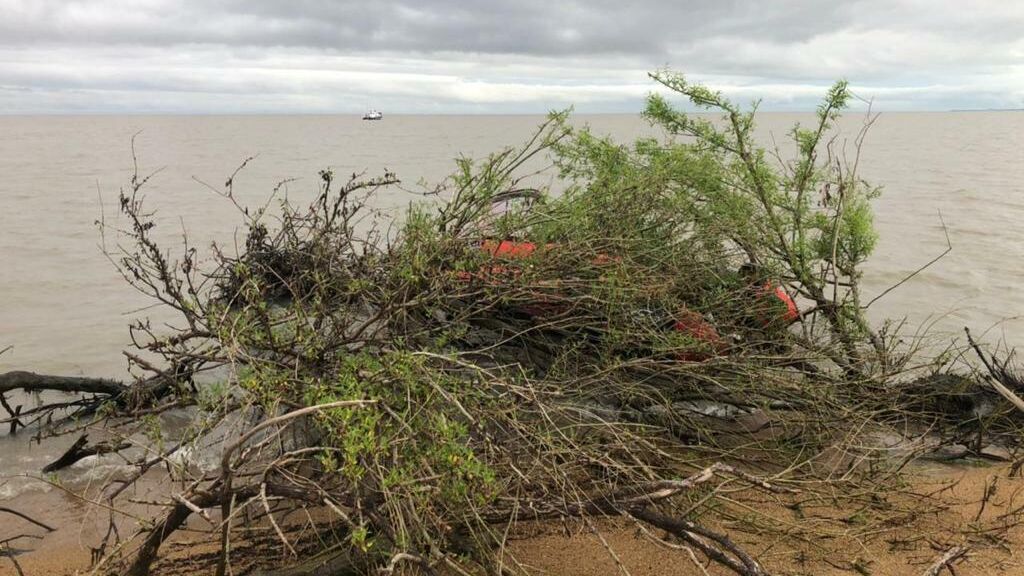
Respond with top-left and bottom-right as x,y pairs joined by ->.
362,109 -> 383,120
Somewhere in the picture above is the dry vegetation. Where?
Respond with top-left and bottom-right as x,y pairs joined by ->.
3,71 -> 1024,576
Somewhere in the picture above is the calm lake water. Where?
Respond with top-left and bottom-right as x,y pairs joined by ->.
0,112 -> 1022,376
0,112 -> 1022,495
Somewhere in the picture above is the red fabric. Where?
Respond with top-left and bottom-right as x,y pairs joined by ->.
771,285 -> 799,323
672,308 -> 726,361
455,241 -> 538,283
459,242 -> 811,362
754,283 -> 798,325
590,253 -> 620,266
479,240 -> 619,266
481,240 -> 540,259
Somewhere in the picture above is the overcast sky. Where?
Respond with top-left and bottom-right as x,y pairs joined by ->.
1,0 -> 1022,114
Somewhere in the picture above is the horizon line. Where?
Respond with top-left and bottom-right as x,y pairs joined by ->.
3,109 -> 1019,117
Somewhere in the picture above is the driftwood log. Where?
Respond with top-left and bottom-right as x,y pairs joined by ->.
0,371 -> 125,397
41,434 -> 132,473
0,370 -> 183,428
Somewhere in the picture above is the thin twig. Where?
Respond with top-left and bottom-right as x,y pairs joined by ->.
0,507 -> 56,532
921,545 -> 967,576
864,210 -> 951,309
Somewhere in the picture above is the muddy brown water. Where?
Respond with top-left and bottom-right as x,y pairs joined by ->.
1,112 -> 1022,491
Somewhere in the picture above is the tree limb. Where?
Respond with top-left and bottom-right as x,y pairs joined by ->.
42,434 -> 132,473
0,371 -> 125,396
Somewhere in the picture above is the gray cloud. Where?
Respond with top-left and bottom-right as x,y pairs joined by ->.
1,1 -> 847,53
0,0 -> 1021,113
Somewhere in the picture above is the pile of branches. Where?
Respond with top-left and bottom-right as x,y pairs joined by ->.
4,72 -> 1024,576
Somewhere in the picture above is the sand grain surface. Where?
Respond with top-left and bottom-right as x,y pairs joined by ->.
5,463 -> 1024,575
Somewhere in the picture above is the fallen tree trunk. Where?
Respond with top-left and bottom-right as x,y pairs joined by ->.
0,371 -> 125,397
41,434 -> 131,473
123,480 -> 344,576
632,508 -> 769,576
0,369 -> 186,421
124,484 -> 237,576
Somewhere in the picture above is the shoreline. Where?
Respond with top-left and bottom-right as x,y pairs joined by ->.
5,461 -> 1024,575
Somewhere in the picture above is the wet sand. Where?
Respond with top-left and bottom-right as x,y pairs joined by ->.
504,462 -> 1024,575
5,462 -> 1024,575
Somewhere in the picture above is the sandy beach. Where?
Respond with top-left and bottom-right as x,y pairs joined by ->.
5,462 -> 1024,576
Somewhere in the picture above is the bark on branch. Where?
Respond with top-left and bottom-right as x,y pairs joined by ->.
0,370 -> 182,416
632,508 -> 769,576
921,545 -> 967,576
41,434 -> 132,473
0,371 -> 125,396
